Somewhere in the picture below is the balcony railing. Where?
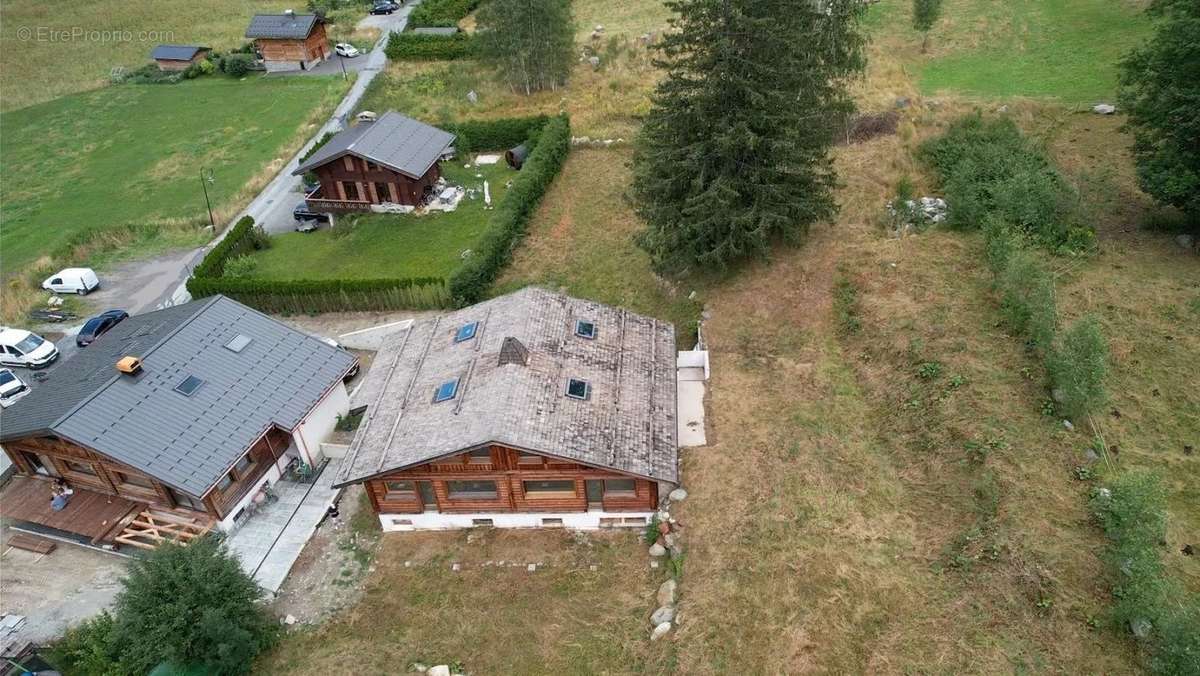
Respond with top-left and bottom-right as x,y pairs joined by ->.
304,186 -> 372,213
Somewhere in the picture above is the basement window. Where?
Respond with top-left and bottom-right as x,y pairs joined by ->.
174,375 -> 204,397
565,378 -> 590,400
433,378 -> 460,403
574,319 -> 597,339
454,321 -> 479,343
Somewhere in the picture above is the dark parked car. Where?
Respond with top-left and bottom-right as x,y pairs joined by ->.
76,309 -> 129,347
293,203 -> 331,223
370,1 -> 400,14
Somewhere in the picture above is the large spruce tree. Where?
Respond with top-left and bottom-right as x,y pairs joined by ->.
476,0 -> 575,95
632,0 -> 866,273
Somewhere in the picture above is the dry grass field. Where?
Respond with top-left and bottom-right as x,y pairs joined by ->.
260,0 -> 1197,672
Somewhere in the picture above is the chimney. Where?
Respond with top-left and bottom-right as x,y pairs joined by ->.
116,356 -> 143,375
497,337 -> 529,367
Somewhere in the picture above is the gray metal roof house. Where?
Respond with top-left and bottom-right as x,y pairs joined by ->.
0,296 -> 355,535
294,111 -> 456,180
245,12 -> 322,40
150,44 -> 210,63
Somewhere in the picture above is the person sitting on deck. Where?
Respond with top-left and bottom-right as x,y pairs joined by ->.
50,478 -> 73,511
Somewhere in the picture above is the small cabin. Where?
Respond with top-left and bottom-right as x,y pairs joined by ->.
150,44 -> 210,71
293,111 -> 456,213
245,11 -> 329,72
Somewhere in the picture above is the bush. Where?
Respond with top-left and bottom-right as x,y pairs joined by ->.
920,114 -> 1084,249
1047,315 -> 1109,420
192,216 -> 262,279
982,213 -> 1022,273
221,54 -> 253,77
409,0 -> 482,26
443,114 -> 549,153
198,58 -> 216,76
448,114 -> 570,305
48,612 -> 128,676
223,255 -> 258,279
384,32 -> 477,61
1091,471 -> 1200,674
299,131 -> 337,165
188,275 -> 452,312
995,248 -> 1057,351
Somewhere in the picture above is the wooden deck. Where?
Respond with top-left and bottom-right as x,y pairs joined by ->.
0,475 -> 143,545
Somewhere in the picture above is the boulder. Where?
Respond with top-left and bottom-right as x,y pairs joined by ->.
648,543 -> 667,557
1084,448 -> 1100,463
1130,618 -> 1152,639
588,56 -> 601,69
651,605 -> 676,625
657,579 -> 677,606
428,666 -> 451,676
663,533 -> 678,549
410,664 -> 429,674
651,621 -> 672,641
1176,234 -> 1196,250
1051,388 -> 1066,404
283,614 -> 297,625
893,96 -> 910,109
1092,103 -> 1116,115
668,488 -> 688,502
1063,420 -> 1075,432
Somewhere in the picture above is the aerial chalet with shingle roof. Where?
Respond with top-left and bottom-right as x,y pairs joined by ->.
293,110 -> 457,213
150,44 -> 210,71
335,287 -> 679,531
245,11 -> 329,72
0,296 -> 356,545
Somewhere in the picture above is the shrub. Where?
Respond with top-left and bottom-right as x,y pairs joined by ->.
384,32 -> 477,61
299,131 -> 337,165
192,216 -> 261,279
1047,315 -> 1109,420
409,0 -> 482,27
443,115 -> 549,153
198,58 -> 216,75
982,214 -> 1021,273
48,612 -> 128,676
995,248 -> 1057,351
188,276 -> 451,313
449,114 -> 570,304
920,114 -> 1083,249
110,537 -> 277,675
221,54 -> 253,77
223,255 -> 258,279
832,269 -> 862,335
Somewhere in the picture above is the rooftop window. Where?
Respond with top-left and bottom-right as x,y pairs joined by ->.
565,378 -> 590,400
225,334 -> 252,353
174,375 -> 204,397
434,378 -> 460,403
454,321 -> 479,343
574,319 -> 597,340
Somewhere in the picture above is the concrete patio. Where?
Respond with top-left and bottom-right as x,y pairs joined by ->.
225,461 -> 342,594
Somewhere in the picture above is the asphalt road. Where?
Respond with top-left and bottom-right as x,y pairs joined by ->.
14,5 -> 415,392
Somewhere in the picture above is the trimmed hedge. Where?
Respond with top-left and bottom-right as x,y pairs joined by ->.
188,115 -> 571,313
385,32 -> 477,61
448,114 -> 571,305
445,115 -> 549,154
409,0 -> 482,27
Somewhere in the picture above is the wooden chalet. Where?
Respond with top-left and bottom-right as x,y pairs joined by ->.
150,44 -> 210,71
0,296 -> 355,549
245,11 -> 329,72
293,111 -> 456,214
336,287 -> 679,531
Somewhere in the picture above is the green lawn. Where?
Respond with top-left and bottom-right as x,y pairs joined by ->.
0,76 -> 349,273
868,0 -> 1152,103
247,161 -> 516,280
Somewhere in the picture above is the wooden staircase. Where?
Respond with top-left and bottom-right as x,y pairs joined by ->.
112,508 -> 215,550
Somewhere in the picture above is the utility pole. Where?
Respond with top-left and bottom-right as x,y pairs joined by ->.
338,53 -> 347,80
200,168 -> 216,229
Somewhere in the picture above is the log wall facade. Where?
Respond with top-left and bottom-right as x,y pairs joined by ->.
311,155 -> 442,208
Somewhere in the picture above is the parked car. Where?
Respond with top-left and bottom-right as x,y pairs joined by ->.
0,369 -> 31,408
0,327 -> 59,369
294,203 -> 331,223
370,1 -> 400,14
334,43 -> 361,58
320,337 -> 361,380
42,267 -> 100,295
76,309 -> 129,347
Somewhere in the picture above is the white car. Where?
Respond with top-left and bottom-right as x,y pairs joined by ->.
334,43 -> 361,58
0,369 -> 31,408
42,267 -> 100,295
0,327 -> 59,369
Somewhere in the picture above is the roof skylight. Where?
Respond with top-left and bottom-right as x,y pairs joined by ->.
434,378 -> 460,403
174,375 -> 204,397
574,320 -> 597,340
565,378 -> 590,400
225,334 -> 252,353
454,321 -> 479,343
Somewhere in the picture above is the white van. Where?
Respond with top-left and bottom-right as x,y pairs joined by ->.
0,327 -> 59,368
42,267 -> 100,295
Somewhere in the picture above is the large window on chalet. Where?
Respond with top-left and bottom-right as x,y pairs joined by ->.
604,479 -> 637,496
342,181 -> 360,200
170,488 -> 206,512
63,460 -> 97,476
465,448 -> 491,465
114,471 -> 156,490
523,479 -> 575,497
384,480 -> 416,500
516,451 -> 544,467
446,480 -> 498,500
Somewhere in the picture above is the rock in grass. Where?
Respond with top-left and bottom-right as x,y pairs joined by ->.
1092,103 -> 1116,115
649,543 -> 667,557
650,605 -> 676,625
651,621 -> 672,641
657,579 -> 677,606
668,488 -> 688,502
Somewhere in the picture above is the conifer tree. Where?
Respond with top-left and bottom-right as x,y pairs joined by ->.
912,0 -> 943,53
476,0 -> 575,95
631,0 -> 867,273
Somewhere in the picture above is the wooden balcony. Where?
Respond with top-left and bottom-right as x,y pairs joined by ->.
304,186 -> 372,214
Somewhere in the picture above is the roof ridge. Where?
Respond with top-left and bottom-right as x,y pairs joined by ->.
48,296 -> 222,432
